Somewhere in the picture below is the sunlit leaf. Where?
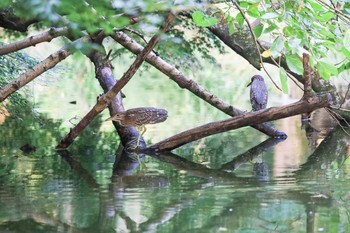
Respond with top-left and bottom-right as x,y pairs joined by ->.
271,36 -> 284,57
279,67 -> 289,94
316,61 -> 338,80
261,12 -> 279,19
286,54 -> 304,75
261,50 -> 272,58
297,1 -> 303,12
192,11 -> 219,27
236,12 -> 244,28
226,14 -> 235,35
247,7 -> 260,18
264,24 -> 278,33
309,0 -> 324,12
342,47 -> 350,59
338,62 -> 350,74
343,30 -> 350,52
317,12 -> 334,22
283,26 -> 295,37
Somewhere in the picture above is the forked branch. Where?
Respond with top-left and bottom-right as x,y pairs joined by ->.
56,12 -> 177,149
111,31 -> 286,138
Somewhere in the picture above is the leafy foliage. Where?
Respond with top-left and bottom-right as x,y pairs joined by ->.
190,1 -> 350,84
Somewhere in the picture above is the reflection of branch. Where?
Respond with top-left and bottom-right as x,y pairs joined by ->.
146,150 -> 258,183
0,27 -> 69,55
57,150 -> 100,189
220,138 -> 284,171
149,97 -> 330,151
296,127 -> 350,176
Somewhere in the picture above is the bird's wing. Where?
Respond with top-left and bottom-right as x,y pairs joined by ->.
251,80 -> 268,105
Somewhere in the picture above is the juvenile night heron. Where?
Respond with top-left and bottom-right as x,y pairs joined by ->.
105,107 -> 168,147
247,75 -> 268,111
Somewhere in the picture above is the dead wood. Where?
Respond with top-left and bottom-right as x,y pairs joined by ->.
0,36 -> 90,102
0,27 -> 69,55
56,12 -> 177,149
148,95 -> 331,151
111,31 -> 286,138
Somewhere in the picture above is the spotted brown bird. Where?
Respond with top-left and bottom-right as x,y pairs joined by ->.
105,107 -> 168,147
247,75 -> 268,111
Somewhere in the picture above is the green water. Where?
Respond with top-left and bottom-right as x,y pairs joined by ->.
1,51 -> 350,232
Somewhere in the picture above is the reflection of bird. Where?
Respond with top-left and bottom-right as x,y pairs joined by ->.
247,75 -> 268,111
105,107 -> 168,147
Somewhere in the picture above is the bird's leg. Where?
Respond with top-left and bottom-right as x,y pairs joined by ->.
136,125 -> 147,147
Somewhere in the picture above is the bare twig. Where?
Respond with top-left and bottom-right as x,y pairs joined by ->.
231,0 -> 282,91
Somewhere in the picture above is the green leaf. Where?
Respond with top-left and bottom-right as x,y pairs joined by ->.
317,12 -> 334,22
236,13 -> 244,28
279,67 -> 289,94
342,47 -> 350,59
338,62 -> 350,74
309,0 -> 325,12
261,12 -> 279,19
271,36 -> 284,57
344,30 -> 350,52
253,25 -> 264,38
316,61 -> 338,80
286,54 -> 304,75
283,26 -> 295,37
226,14 -> 235,35
264,24 -> 277,33
192,11 -> 219,27
247,7 -> 260,18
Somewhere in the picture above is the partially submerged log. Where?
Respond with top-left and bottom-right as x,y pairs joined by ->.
149,94 -> 331,151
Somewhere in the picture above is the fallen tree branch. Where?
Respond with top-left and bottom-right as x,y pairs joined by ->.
56,12 -> 177,149
111,31 -> 286,138
148,95 -> 331,151
0,27 -> 69,55
0,36 -> 90,102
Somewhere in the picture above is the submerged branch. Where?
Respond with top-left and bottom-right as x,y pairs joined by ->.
0,27 -> 69,55
111,31 -> 286,138
56,12 -> 177,149
149,95 -> 331,151
0,36 -> 90,103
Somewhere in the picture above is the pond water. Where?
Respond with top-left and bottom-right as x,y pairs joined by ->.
1,51 -> 350,232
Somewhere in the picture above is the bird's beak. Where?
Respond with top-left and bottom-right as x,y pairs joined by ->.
247,81 -> 252,87
105,116 -> 113,121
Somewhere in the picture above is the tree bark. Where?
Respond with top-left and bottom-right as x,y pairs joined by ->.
0,36 -> 90,102
112,31 -> 286,138
149,95 -> 331,151
56,12 -> 177,149
0,27 -> 69,55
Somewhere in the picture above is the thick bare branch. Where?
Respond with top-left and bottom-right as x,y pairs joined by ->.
149,95 -> 331,151
111,31 -> 286,138
0,36 -> 90,103
56,12 -> 177,149
302,48 -> 312,99
0,27 -> 69,55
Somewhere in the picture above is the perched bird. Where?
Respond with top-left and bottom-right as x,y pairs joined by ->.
105,107 -> 168,147
247,75 -> 268,111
